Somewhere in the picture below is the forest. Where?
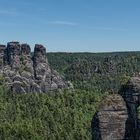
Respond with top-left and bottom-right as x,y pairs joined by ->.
47,52 -> 140,92
1,51 -> 140,139
0,86 -> 104,139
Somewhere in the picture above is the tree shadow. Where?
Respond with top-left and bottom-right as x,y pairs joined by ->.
91,112 -> 101,140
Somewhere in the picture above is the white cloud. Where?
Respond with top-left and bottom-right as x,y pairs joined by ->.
47,21 -> 78,26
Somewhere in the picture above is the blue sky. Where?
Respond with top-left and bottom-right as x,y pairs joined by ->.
0,0 -> 140,52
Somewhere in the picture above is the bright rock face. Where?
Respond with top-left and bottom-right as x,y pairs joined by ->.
0,42 -> 72,94
92,94 -> 128,140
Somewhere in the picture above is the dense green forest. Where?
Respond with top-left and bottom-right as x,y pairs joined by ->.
47,52 -> 140,92
1,52 -> 140,139
0,85 -> 104,140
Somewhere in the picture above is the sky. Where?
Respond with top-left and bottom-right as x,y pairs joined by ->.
0,0 -> 140,52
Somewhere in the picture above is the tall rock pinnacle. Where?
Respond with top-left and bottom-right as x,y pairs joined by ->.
0,41 -> 71,93
7,42 -> 21,70
92,94 -> 128,140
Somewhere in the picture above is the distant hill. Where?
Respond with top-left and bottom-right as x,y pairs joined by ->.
47,52 -> 140,92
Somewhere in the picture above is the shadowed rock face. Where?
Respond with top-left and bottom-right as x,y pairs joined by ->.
0,41 -> 72,94
120,77 -> 140,107
92,94 -> 128,140
119,77 -> 140,139
7,42 -> 21,69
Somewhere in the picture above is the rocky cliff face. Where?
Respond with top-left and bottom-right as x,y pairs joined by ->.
0,42 -> 72,94
119,77 -> 140,139
92,77 -> 140,140
92,94 -> 128,140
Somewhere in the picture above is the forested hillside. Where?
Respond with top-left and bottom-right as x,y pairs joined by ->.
47,52 -> 140,92
1,51 -> 140,139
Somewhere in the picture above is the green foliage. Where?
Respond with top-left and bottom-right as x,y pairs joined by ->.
19,65 -> 32,73
0,88 -> 104,140
0,74 -> 5,85
1,51 -> 140,139
47,52 -> 140,92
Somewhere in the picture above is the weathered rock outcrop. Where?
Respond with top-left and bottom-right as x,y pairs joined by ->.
92,94 -> 128,140
120,77 -> 140,108
119,77 -> 140,139
92,77 -> 140,140
0,41 -> 72,94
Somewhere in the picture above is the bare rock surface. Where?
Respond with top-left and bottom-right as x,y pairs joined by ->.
92,94 -> 128,140
120,77 -> 140,107
119,77 -> 140,139
0,41 -> 72,93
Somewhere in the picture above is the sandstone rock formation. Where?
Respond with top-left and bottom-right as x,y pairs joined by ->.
120,77 -> 140,108
92,77 -> 140,140
0,41 -> 72,94
0,45 -> 6,70
92,94 -> 128,140
119,77 -> 140,139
